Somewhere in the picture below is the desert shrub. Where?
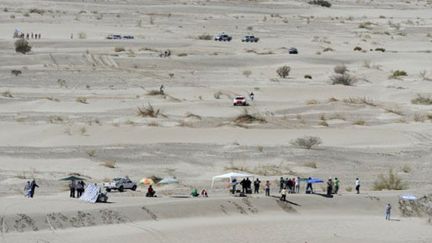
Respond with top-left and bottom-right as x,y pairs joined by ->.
308,0 -> 331,7
353,46 -> 362,51
23,12 -> 30,17
198,34 -> 212,40
411,94 -> 432,105
306,99 -> 319,105
137,103 -> 160,117
401,164 -> 412,173
177,53 -> 187,57
78,32 -> 87,39
29,8 -> 45,15
147,89 -> 165,96
86,150 -> 96,157
276,65 -> 291,78
76,97 -> 88,104
11,70 -> 22,76
102,160 -> 116,168
389,70 -> 407,79
2,91 -> 13,98
57,79 -> 67,88
331,73 -> 357,86
334,65 -> 348,74
323,47 -> 334,52
345,186 -> 353,192
304,162 -> 318,168
375,47 -> 386,52
343,97 -> 376,106
243,70 -> 252,78
358,21 -> 373,29
373,169 -> 407,191
234,109 -> 266,124
15,39 -> 32,54
304,74 -> 312,79
414,113 -> 426,122
291,136 -> 322,149
353,120 -> 366,125
114,47 -> 125,52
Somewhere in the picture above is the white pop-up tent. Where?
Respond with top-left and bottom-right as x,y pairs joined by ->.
211,172 -> 254,188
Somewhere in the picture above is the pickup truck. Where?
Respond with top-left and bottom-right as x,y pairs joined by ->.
103,177 -> 137,192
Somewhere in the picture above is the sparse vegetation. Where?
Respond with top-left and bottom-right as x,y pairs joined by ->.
29,8 -> 45,15
2,91 -> 13,98
15,39 -> 32,54
102,160 -> 116,168
197,34 -> 212,40
372,169 -> 408,191
401,164 -> 412,173
334,65 -> 348,74
137,103 -> 161,117
343,97 -> 376,106
233,109 -> 266,124
304,162 -> 318,168
11,70 -> 22,76
308,0 -> 331,8
243,70 -> 252,78
389,70 -> 407,79
86,150 -> 96,157
78,32 -> 87,39
331,73 -> 357,86
76,97 -> 88,104
57,79 -> 67,88
291,136 -> 322,149
304,74 -> 312,79
276,65 -> 291,78
114,47 -> 125,52
411,94 -> 432,105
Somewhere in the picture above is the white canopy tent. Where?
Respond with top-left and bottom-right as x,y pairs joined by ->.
211,172 -> 254,188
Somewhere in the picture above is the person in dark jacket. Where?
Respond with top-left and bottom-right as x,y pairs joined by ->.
253,178 -> 261,193
69,180 -> 76,198
306,177 -> 313,193
30,179 -> 39,198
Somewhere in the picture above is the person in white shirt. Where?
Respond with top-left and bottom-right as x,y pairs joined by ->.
355,178 -> 360,194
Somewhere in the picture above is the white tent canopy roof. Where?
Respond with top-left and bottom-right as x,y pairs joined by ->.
211,172 -> 254,188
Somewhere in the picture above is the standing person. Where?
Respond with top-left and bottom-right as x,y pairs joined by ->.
326,178 -> 333,197
355,178 -> 360,194
30,179 -> 39,198
279,177 -> 285,193
24,181 -> 31,198
240,178 -> 246,193
295,177 -> 300,193
385,203 -> 392,220
265,180 -> 271,196
334,177 -> 340,194
249,92 -> 254,101
31,32 -> 34,39
38,33 -> 41,39
231,178 -> 238,194
245,177 -> 252,194
306,177 -> 313,194
26,33 -> 29,39
254,178 -> 261,194
280,187 -> 287,201
69,180 -> 76,198
159,84 -> 164,95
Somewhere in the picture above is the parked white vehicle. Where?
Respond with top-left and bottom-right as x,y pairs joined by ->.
103,177 -> 137,192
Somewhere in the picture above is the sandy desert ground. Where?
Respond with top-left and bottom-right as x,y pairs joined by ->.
0,0 -> 432,242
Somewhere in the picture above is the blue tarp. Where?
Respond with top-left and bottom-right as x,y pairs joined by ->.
307,178 -> 324,184
400,194 -> 417,201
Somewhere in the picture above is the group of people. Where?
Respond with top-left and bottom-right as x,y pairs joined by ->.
24,180 -> 39,198
279,177 -> 301,194
14,31 -> 41,39
69,180 -> 86,198
325,177 -> 341,197
191,188 -> 208,197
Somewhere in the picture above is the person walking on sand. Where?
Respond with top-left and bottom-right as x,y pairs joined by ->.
385,203 -> 392,220
280,187 -> 287,201
355,178 -> 360,194
254,178 -> 261,194
30,179 -> 39,198
279,177 -> 285,193
326,178 -> 333,197
24,181 -> 31,198
265,180 -> 271,196
334,177 -> 340,194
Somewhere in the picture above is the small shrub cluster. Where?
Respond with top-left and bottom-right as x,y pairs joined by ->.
11,70 -> 22,76
198,34 -> 212,40
291,136 -> 322,149
114,47 -> 125,52
276,65 -> 291,78
373,169 -> 407,191
411,94 -> 432,105
137,103 -> 160,117
15,39 -> 32,54
389,70 -> 407,79
29,8 -> 45,15
334,65 -> 347,74
331,73 -> 357,86
234,110 -> 266,124
308,0 -> 331,8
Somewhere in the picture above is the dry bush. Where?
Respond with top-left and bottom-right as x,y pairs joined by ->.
413,113 -> 426,122
276,65 -> 291,78
411,94 -> 432,105
375,48 -> 386,52
389,70 -> 407,79
177,53 -> 187,57
401,164 -> 412,173
304,74 -> 312,79
308,0 -> 331,7
86,150 -> 96,157
233,109 -> 266,124
331,73 -> 357,86
102,160 -> 116,168
78,32 -> 87,39
291,136 -> 322,149
185,112 -> 202,120
29,8 -> 45,15
48,116 -> 64,124
76,97 -> 88,104
353,120 -> 366,125
137,103 -> 160,117
80,126 -> 87,135
342,97 -> 376,106
304,162 -> 318,168
323,47 -> 334,52
11,69 -> 22,76
147,121 -> 159,127
372,169 -> 408,191
257,146 -> 264,152
358,21 -> 374,29
147,90 -> 164,96
383,106 -> 403,116
334,65 -> 348,74
328,97 -> 339,102
243,70 -> 252,78
15,39 -> 32,54
197,34 -> 212,40
2,91 -> 13,98
114,47 -> 125,52
57,79 -> 67,88
419,71 -> 432,81
353,46 -> 362,51
306,99 -> 319,105
345,186 -> 353,192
